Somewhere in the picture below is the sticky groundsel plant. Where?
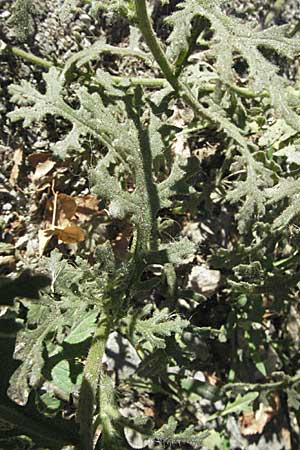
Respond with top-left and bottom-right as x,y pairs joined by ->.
3,0 -> 300,449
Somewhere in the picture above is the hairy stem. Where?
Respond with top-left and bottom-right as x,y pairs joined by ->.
135,130 -> 160,252
222,372 -> 300,394
124,87 -> 160,253
9,45 -> 54,69
134,0 -> 260,117
77,308 -> 110,450
133,0 -> 260,169
99,371 -> 126,449
134,0 -> 180,93
134,0 -> 217,119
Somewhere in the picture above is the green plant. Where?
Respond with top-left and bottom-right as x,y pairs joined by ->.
3,0 -> 300,449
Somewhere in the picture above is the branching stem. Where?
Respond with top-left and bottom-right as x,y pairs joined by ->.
222,372 -> 300,394
6,44 -> 258,97
134,0 -> 219,124
134,0 -> 180,93
133,0 -> 258,121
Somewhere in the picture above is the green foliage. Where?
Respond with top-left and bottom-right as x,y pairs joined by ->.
132,305 -> 189,349
51,360 -> 82,394
151,416 -> 209,447
4,0 -> 300,449
62,37 -> 152,80
7,250 -> 100,406
164,0 -> 300,231
208,391 -> 259,421
9,67 -> 115,157
168,0 -> 300,105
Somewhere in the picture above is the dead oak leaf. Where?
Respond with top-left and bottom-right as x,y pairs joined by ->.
45,193 -> 77,224
38,224 -> 85,256
28,151 -> 53,167
57,194 -> 77,221
75,195 -> 100,222
54,224 -> 85,244
239,395 -> 280,436
169,106 -> 191,158
39,191 -> 87,255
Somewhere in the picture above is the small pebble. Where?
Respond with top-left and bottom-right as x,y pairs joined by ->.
2,203 -> 12,211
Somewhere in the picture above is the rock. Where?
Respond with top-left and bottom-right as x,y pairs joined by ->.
188,265 -> 220,297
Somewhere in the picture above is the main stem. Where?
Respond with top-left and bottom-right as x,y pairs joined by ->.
77,308 -> 110,450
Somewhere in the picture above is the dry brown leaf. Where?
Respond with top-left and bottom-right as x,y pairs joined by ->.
9,148 -> 23,186
239,404 -> 267,436
38,223 -> 85,255
286,304 -> 300,344
28,151 -> 52,167
204,372 -> 219,386
32,160 -> 56,181
38,228 -> 55,257
75,195 -> 100,222
57,194 -> 77,220
39,191 -> 85,254
15,234 -> 28,248
143,406 -> 155,417
45,193 -> 100,226
54,224 -> 85,243
239,396 -> 280,436
45,198 -> 56,223
46,193 -> 77,224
